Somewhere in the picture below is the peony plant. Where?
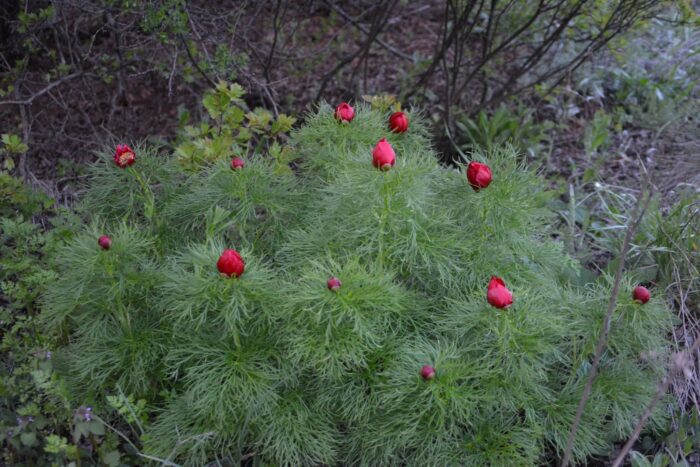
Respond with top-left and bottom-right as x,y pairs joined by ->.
42,103 -> 672,466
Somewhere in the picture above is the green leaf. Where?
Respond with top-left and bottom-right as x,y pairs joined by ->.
269,141 -> 282,159
103,450 -> 121,466
44,434 -> 68,454
20,431 -> 37,446
235,127 -> 252,143
4,157 -> 15,171
630,451 -> 652,467
1,134 -> 29,154
88,420 -> 105,436
202,93 -> 224,120
271,114 -> 297,135
74,421 -> 90,440
246,108 -> 273,130
225,105 -> 245,127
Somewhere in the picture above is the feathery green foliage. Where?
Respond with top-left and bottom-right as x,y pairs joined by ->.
42,102 -> 673,465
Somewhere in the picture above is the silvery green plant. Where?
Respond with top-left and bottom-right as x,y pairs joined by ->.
42,103 -> 672,466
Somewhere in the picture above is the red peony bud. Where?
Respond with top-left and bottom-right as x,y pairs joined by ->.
217,249 -> 245,278
334,102 -> 355,123
388,111 -> 409,133
114,144 -> 136,168
230,157 -> 245,170
487,276 -> 513,309
327,277 -> 342,291
633,286 -> 650,304
466,161 -> 492,191
420,365 -> 436,380
98,235 -> 112,250
372,138 -> 396,171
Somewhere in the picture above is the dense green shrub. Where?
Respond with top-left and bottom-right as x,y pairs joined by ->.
42,104 -> 673,465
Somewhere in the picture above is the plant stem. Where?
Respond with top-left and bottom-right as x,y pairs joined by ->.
377,177 -> 391,267
129,167 -> 155,222
115,295 -> 132,336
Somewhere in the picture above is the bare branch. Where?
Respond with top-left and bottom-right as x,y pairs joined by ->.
324,1 -> 413,61
0,72 -> 82,106
178,33 -> 216,88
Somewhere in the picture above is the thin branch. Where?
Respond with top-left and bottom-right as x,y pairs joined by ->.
0,72 -> 82,106
263,0 -> 285,83
324,1 -> 413,61
105,10 -> 126,123
168,48 -> 179,97
93,415 -> 182,467
466,0 -> 587,112
178,33 -> 216,88
561,171 -> 654,467
314,1 -> 394,100
405,0 -> 477,99
17,101 -> 29,179
348,0 -> 399,89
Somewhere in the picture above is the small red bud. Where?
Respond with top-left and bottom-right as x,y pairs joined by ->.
466,161 -> 492,191
420,365 -> 436,380
114,144 -> 136,168
388,111 -> 409,133
98,235 -> 112,250
487,276 -> 513,309
372,138 -> 396,170
633,286 -> 650,304
327,277 -> 342,291
217,249 -> 245,278
231,157 -> 245,170
334,102 -> 355,123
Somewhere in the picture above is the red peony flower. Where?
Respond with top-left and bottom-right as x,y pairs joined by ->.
114,144 -> 136,168
217,249 -> 245,278
487,276 -> 513,309
98,235 -> 112,250
633,286 -> 650,304
327,277 -> 342,291
230,157 -> 245,170
388,111 -> 409,133
334,102 -> 355,123
372,138 -> 396,170
420,365 -> 436,380
466,161 -> 492,191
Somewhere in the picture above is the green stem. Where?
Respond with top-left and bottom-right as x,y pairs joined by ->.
232,327 -> 241,349
377,177 -> 391,267
115,295 -> 132,336
129,167 -> 156,222
227,279 -> 241,349
106,260 -> 132,335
